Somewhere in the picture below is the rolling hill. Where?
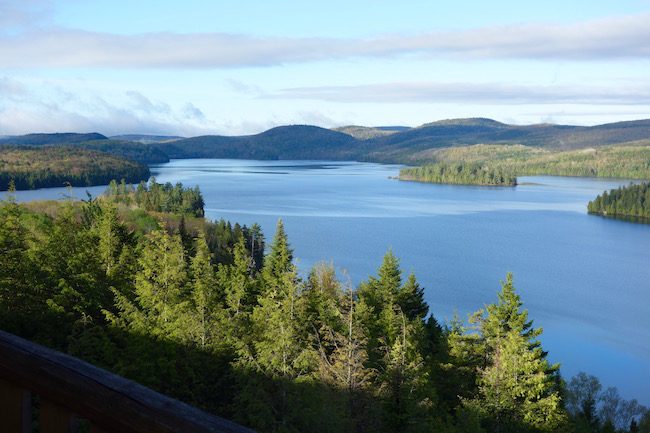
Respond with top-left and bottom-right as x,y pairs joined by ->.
1,118 -> 649,167
0,132 -> 108,145
158,125 -> 360,160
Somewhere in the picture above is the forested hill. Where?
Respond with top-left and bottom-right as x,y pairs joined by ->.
157,125 -> 359,160
0,146 -> 150,190
154,118 -> 650,161
0,132 -> 107,145
357,118 -> 650,162
2,118 -> 650,167
4,118 -> 650,162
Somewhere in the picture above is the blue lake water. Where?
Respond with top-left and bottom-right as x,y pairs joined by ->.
6,159 -> 650,404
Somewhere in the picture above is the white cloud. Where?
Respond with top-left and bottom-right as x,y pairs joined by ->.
0,78 -> 218,136
0,76 -> 27,98
0,13 -> 648,68
181,102 -> 206,121
266,81 -> 650,105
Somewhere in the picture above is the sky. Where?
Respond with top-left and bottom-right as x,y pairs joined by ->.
0,0 -> 649,136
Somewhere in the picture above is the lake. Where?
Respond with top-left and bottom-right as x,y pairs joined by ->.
6,159 -> 650,404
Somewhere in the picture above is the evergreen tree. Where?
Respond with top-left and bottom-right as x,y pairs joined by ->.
38,201 -> 107,333
96,203 -> 124,277
220,236 -> 256,318
186,231 -> 221,348
241,221 -> 316,431
466,274 -> 566,432
397,272 -> 429,321
357,251 -> 403,370
0,192 -> 38,333
379,312 -> 436,433
261,219 -> 293,294
317,283 -> 375,433
115,228 -> 188,338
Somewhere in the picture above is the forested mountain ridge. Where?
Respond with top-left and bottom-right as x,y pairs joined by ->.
359,118 -> 650,162
3,119 -> 650,190
0,132 -> 108,145
155,118 -> 650,162
157,125 -> 359,160
5,118 -> 650,164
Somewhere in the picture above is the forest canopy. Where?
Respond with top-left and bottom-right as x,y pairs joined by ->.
588,182 -> 650,221
103,178 -> 205,217
0,188 -> 647,433
0,145 -> 150,191
399,162 -> 517,186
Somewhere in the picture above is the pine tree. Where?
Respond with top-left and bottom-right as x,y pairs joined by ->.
317,283 -> 375,433
96,203 -> 123,277
118,228 -> 188,338
261,219 -> 293,295
220,236 -> 256,318
38,201 -> 106,330
466,274 -> 567,432
357,251 -> 404,370
397,272 -> 429,321
243,222 -> 317,430
379,311 -> 436,433
0,193 -> 38,332
186,231 -> 221,348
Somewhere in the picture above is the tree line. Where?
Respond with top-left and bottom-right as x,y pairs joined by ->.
105,177 -> 205,217
399,162 -> 517,186
588,182 -> 650,221
0,186 -> 648,433
0,145 -> 150,191
407,144 -> 650,182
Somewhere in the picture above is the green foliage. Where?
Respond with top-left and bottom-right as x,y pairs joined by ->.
462,274 -> 567,432
0,145 -> 150,190
105,177 -> 205,217
1,194 -> 646,433
410,144 -> 650,180
588,182 -> 650,221
400,162 -> 517,186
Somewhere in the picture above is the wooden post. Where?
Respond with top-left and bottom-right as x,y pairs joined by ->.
40,399 -> 76,433
0,377 -> 31,433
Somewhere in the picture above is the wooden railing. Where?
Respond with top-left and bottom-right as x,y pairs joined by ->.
0,330 -> 256,433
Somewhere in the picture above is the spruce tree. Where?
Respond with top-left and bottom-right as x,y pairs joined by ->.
119,228 -> 188,338
397,272 -> 429,321
96,203 -> 123,277
0,193 -> 38,332
261,219 -> 293,295
186,231 -> 221,348
466,273 -> 567,432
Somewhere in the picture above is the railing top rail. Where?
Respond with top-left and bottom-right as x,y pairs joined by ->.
0,330 -> 256,433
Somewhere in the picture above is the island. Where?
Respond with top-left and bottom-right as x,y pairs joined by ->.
399,162 -> 517,186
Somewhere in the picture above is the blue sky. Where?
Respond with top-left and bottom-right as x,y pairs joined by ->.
0,0 -> 649,136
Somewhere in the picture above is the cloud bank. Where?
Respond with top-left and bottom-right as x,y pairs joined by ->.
267,82 -> 650,105
0,13 -> 649,68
